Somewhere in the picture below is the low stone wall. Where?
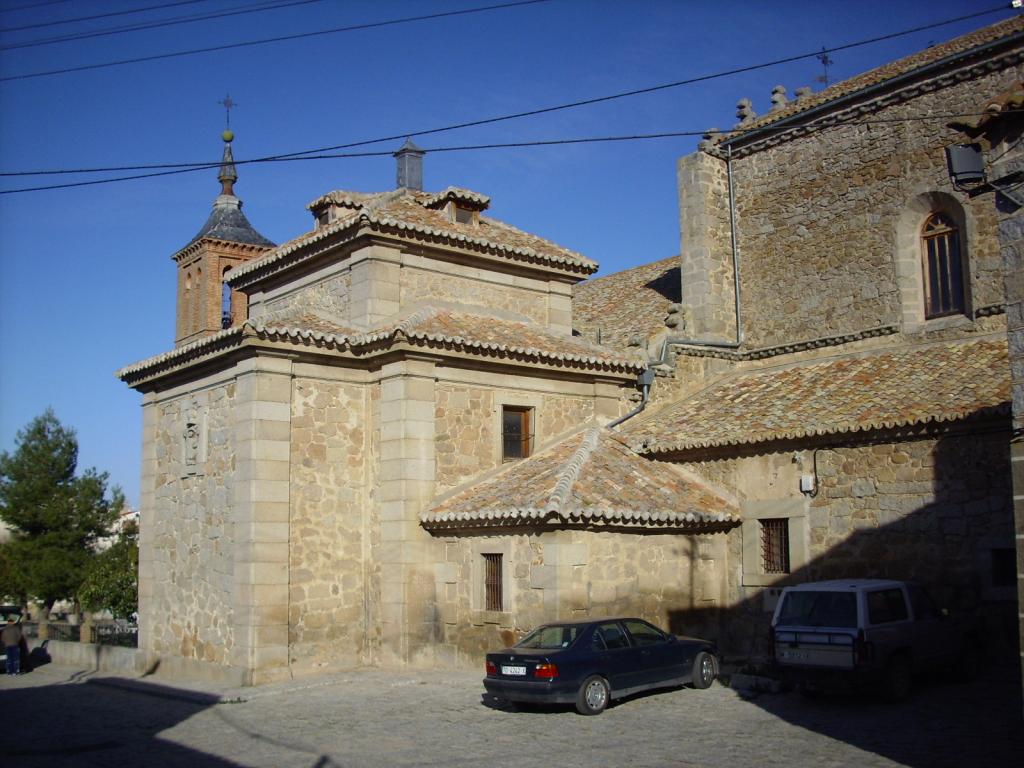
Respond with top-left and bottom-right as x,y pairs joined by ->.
44,639 -> 142,675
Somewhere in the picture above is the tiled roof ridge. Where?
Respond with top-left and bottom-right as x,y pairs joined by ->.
670,323 -> 901,362
419,187 -> 491,209
707,15 -> 1024,157
228,201 -> 597,288
119,309 -> 643,384
547,427 -> 601,517
627,334 -> 1010,455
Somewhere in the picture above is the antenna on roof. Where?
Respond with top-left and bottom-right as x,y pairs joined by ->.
815,47 -> 834,87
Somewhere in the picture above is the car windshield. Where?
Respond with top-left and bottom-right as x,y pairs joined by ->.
515,624 -> 582,649
777,591 -> 857,628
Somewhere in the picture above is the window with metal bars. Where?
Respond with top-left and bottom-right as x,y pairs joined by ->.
502,406 -> 533,461
760,518 -> 790,574
483,553 -> 503,611
921,213 -> 965,319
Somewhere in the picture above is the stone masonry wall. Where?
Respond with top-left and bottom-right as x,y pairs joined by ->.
727,68 -> 1022,348
686,431 -> 1015,658
400,265 -> 547,325
431,528 -> 728,667
289,377 -> 371,673
434,384 -> 595,495
149,384 -> 237,663
260,271 -> 352,323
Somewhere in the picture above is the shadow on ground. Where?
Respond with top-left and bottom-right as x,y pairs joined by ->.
0,674 -> 241,768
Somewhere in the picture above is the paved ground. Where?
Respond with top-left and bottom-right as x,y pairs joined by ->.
0,660 -> 1021,768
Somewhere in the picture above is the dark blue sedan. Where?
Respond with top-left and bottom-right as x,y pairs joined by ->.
483,617 -> 718,715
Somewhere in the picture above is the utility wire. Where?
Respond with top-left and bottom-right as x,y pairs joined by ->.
0,0 -> 212,33
198,3 -> 1024,165
0,0 -> 551,81
3,5 -> 1018,176
0,0 -> 325,52
0,0 -> 74,14
3,110 -> 1020,194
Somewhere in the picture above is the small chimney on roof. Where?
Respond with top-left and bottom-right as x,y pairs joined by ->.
395,138 -> 425,191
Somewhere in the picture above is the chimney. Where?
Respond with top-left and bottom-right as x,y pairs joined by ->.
394,138 -> 425,191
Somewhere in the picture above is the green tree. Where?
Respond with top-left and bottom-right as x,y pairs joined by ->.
0,410 -> 123,610
79,520 -> 138,619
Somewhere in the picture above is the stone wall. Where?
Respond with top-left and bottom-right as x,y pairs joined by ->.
261,271 -> 352,322
399,263 -> 548,325
433,383 -> 596,494
148,384 -> 237,664
288,377 -> 371,673
431,528 -> 728,666
680,66 -> 1024,350
684,431 -> 1016,658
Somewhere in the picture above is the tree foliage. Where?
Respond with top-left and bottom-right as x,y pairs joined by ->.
80,522 -> 138,619
0,410 -> 123,609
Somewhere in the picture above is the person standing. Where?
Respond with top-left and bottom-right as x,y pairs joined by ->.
2,618 -> 22,675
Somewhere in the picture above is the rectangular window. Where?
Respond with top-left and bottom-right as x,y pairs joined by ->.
502,406 -> 533,461
760,518 -> 790,574
483,553 -> 503,612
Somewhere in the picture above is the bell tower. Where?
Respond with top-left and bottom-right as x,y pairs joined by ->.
172,130 -> 274,347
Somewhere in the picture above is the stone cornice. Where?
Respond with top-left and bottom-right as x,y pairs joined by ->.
118,316 -> 642,389
171,237 -> 273,264
705,45 -> 1024,160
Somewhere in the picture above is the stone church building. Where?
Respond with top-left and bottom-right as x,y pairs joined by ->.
121,16 -> 1024,685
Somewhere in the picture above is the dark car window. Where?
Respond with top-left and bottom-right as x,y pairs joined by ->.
623,619 -> 666,647
777,591 -> 857,628
907,584 -> 940,621
515,624 -> 581,649
867,588 -> 909,625
596,622 -> 630,650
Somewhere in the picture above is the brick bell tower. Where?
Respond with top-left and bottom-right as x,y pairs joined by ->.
172,129 -> 275,347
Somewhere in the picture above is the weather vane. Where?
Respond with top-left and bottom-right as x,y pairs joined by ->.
218,94 -> 236,129
815,47 -> 834,87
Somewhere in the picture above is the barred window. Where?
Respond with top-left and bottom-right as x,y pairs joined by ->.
502,406 -> 533,461
483,553 -> 503,612
921,213 -> 964,319
760,518 -> 790,574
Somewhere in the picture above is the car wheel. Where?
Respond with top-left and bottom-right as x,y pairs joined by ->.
576,675 -> 610,715
691,651 -> 717,689
883,654 -> 912,702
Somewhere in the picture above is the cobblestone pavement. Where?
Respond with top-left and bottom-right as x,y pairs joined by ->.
0,662 -> 1021,768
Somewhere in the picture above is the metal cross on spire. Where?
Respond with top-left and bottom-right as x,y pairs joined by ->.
815,47 -> 834,88
218,94 -> 236,128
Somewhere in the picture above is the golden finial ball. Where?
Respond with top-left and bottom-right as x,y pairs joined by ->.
222,129 -> 234,142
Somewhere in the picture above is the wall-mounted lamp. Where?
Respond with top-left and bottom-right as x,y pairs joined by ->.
946,142 -> 1024,207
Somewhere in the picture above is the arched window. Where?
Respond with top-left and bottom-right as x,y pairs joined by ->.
921,213 -> 964,319
221,266 -> 232,329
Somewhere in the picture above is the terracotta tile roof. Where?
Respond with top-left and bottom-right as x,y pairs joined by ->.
623,337 -> 1010,456
573,256 -> 680,351
713,15 -> 1024,147
421,426 -> 738,531
118,306 -> 643,383
229,187 -> 597,286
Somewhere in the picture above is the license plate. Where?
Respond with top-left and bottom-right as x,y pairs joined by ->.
780,650 -> 809,661
501,665 -> 526,676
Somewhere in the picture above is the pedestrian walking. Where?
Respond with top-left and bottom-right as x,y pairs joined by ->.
2,617 -> 23,675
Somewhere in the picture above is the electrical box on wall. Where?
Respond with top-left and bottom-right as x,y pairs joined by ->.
800,474 -> 816,494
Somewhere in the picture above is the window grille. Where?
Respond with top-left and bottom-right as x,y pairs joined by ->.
502,407 -> 533,460
921,213 -> 964,319
483,553 -> 503,611
760,518 -> 790,574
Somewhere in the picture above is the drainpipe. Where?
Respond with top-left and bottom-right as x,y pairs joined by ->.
607,368 -> 656,428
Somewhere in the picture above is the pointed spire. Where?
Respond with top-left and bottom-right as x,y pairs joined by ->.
218,129 -> 238,197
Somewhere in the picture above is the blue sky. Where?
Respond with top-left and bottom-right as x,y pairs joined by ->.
0,0 -> 1014,506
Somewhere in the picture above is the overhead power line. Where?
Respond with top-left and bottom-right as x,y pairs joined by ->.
0,0 -> 551,81
0,0 -> 74,14
3,109 -> 1019,195
0,0 -> 327,53
0,0 -> 212,33
3,4 -> 1017,178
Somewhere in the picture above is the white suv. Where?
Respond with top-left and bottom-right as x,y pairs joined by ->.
770,579 -> 979,700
